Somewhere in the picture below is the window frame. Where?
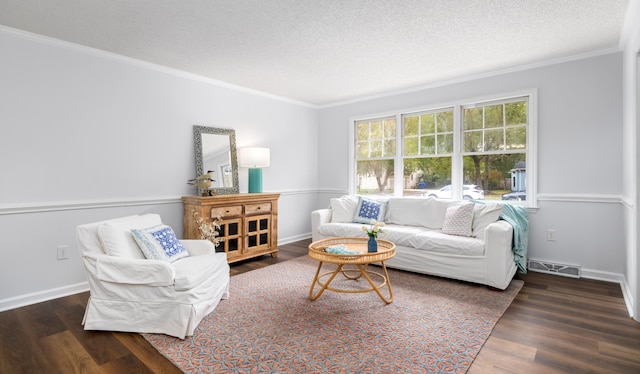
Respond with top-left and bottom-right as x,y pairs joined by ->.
349,89 -> 538,207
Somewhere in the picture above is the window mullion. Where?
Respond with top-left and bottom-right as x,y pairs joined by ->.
394,113 -> 403,196
503,103 -> 507,150
368,122 -> 372,158
482,106 -> 486,153
451,105 -> 463,199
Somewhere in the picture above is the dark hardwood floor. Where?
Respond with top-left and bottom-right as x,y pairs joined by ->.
1,239 -> 639,373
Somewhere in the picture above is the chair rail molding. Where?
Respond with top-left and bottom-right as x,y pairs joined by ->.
536,193 -> 626,205
0,196 -> 182,215
0,189 -> 322,215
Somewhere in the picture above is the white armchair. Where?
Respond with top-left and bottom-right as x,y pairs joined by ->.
76,214 -> 230,339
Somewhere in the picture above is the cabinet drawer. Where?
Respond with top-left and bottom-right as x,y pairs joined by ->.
211,205 -> 243,218
245,202 -> 271,215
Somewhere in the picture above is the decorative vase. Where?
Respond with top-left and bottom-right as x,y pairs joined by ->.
368,236 -> 378,253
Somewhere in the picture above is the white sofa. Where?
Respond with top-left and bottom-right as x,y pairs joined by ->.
76,214 -> 230,339
311,195 -> 518,290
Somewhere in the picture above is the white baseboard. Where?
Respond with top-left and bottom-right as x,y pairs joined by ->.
576,268 -> 634,318
619,278 -> 636,320
278,233 -> 312,245
0,282 -> 89,312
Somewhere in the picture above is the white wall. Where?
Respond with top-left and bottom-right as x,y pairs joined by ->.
318,53 -> 626,283
0,28 -> 318,310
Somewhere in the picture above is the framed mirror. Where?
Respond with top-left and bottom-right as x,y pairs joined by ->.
193,125 -> 239,195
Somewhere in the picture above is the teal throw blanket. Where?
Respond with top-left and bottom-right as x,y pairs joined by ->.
498,203 -> 528,274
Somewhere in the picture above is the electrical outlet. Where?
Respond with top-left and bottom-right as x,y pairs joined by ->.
57,245 -> 69,260
547,229 -> 557,241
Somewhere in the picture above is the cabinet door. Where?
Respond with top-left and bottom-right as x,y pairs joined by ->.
245,214 -> 271,253
217,217 -> 243,261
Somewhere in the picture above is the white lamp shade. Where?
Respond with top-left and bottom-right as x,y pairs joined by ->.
239,147 -> 270,168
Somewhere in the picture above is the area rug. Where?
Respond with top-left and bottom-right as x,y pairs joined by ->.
143,255 -> 523,373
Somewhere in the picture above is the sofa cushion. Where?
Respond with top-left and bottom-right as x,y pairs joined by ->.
352,196 -> 387,224
385,197 -> 452,229
330,195 -> 359,223
97,214 -> 162,259
408,229 -> 485,256
422,198 -> 452,229
472,203 -> 504,239
317,222 -> 426,247
385,197 -> 431,227
318,222 -> 366,238
442,203 -> 474,237
317,222 -> 484,256
131,224 -> 190,263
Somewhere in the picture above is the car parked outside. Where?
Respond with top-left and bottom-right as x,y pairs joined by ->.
426,184 -> 485,200
501,190 -> 526,201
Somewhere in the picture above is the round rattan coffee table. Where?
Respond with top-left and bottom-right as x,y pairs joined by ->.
307,237 -> 396,304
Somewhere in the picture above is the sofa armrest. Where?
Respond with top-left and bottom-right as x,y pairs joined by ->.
311,209 -> 332,241
95,254 -> 175,286
483,220 -> 517,288
180,239 -> 216,256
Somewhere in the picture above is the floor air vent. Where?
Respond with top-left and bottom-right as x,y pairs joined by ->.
528,259 -> 581,278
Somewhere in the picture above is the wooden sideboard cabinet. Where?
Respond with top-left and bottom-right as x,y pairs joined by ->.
182,193 -> 280,263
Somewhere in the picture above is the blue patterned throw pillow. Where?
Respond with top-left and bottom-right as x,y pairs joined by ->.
352,196 -> 387,224
131,224 -> 189,262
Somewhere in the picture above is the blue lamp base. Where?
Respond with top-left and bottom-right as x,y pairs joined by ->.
248,168 -> 263,193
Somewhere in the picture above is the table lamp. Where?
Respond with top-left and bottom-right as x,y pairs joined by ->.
238,147 -> 270,193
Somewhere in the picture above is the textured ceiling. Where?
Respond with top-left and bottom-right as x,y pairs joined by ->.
0,0 -> 631,106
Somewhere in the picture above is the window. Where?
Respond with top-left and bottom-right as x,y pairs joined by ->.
354,116 -> 396,194
462,97 -> 528,202
351,92 -> 535,205
402,108 -> 454,196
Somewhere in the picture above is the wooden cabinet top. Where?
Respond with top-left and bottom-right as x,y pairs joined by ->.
182,193 -> 280,205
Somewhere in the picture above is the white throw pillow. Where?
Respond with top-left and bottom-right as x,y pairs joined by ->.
330,195 -> 359,223
352,196 -> 387,224
472,203 -> 504,239
131,224 -> 189,263
442,203 -> 474,237
98,214 -> 162,259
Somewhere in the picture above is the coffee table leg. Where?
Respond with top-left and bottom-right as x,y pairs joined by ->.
341,263 -> 367,280
309,262 -> 343,301
358,262 -> 394,304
